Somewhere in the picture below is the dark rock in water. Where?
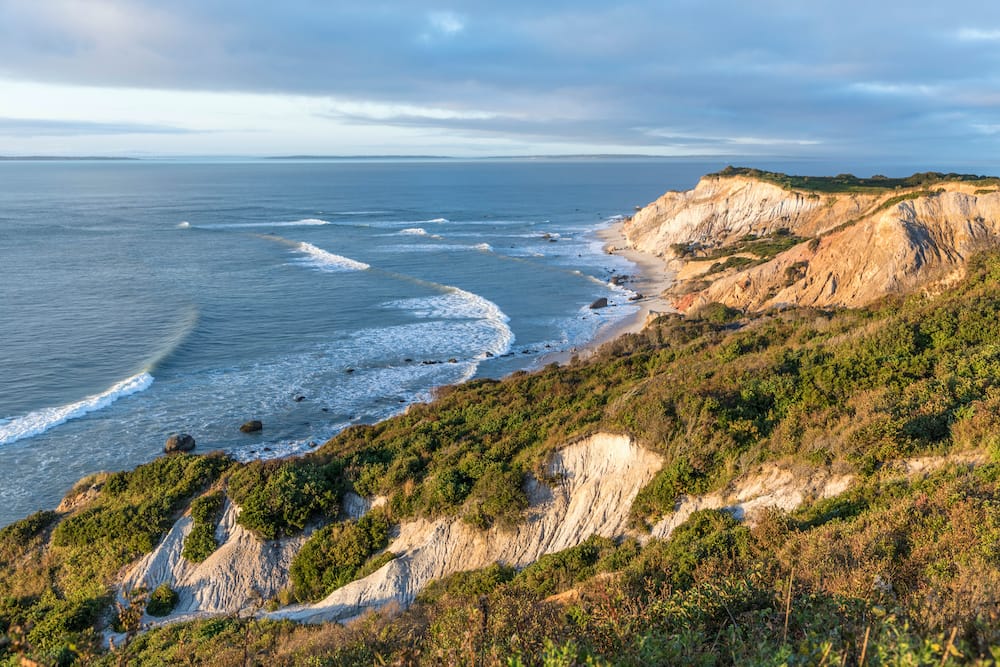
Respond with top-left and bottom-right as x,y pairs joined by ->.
240,420 -> 263,433
421,360 -> 441,365
321,408 -> 329,412
164,433 -> 195,454
263,446 -> 272,452
294,395 -> 306,402
485,352 -> 494,358
308,441 -> 318,448
589,297 -> 609,309
447,358 -> 457,363
404,358 -> 413,363
345,368 -> 355,374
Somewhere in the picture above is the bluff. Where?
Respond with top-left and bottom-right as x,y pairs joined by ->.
624,168 -> 1000,312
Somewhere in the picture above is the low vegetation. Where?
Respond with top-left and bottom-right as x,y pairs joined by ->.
713,165 -> 1000,193
289,509 -> 392,602
182,490 -> 225,563
97,463 -> 1000,664
7,249 -> 1000,663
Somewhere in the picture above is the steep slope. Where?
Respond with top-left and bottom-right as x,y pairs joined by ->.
624,172 -> 1000,311
119,499 -> 306,617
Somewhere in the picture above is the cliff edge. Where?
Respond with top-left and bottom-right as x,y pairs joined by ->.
623,169 -> 1000,311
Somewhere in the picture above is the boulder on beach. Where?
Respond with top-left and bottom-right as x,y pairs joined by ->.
240,420 -> 263,433
164,433 -> 196,454
589,297 -> 609,309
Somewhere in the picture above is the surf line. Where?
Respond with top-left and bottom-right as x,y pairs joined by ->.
0,372 -> 155,447
262,234 -> 516,361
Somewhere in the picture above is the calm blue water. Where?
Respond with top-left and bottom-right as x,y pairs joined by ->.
0,158 -> 727,526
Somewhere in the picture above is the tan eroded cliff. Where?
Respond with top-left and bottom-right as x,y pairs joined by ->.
623,175 -> 1000,311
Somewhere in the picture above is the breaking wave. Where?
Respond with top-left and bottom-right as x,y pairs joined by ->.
294,242 -> 371,272
0,372 -> 154,446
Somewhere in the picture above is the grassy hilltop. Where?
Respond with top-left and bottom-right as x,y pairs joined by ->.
7,244 -> 1000,662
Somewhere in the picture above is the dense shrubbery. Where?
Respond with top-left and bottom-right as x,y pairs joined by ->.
227,459 -> 343,539
146,583 -> 179,617
107,464 -> 1000,664
10,251 -> 1000,664
289,510 -> 391,601
0,453 -> 231,664
182,490 -> 225,563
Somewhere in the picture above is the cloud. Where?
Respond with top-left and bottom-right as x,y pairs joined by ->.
0,117 -> 195,136
0,1 -> 998,161
956,28 -> 1000,41
428,11 -> 464,35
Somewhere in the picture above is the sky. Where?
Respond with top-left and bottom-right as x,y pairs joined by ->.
1,0 -> 999,163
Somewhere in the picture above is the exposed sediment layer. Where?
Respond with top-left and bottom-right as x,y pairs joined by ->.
623,174 -> 1000,311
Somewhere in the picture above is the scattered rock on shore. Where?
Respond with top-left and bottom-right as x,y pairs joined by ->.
240,420 -> 263,433
164,433 -> 196,454
589,297 -> 609,309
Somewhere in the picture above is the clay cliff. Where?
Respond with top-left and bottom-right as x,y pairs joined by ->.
623,170 -> 1000,311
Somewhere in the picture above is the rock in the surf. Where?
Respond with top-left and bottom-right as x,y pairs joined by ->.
240,420 -> 263,433
164,433 -> 196,453
589,297 -> 609,309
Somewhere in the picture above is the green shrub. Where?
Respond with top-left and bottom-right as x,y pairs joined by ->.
145,583 -> 179,617
227,459 -> 343,539
182,491 -> 225,563
630,509 -> 752,590
289,510 -> 391,601
515,535 -> 628,597
462,464 -> 528,530
417,563 -> 517,604
690,301 -> 741,324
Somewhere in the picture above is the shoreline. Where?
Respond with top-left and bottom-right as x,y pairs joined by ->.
536,219 -> 676,366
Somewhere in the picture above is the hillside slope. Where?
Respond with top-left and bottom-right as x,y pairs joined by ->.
7,172 -> 1000,665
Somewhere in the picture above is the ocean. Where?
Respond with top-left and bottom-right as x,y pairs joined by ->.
0,157 -> 727,526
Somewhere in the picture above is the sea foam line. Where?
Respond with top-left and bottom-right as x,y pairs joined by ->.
0,372 -> 154,446
294,242 -> 371,272
184,218 -> 332,230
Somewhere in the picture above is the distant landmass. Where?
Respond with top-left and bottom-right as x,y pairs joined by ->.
0,155 -> 139,161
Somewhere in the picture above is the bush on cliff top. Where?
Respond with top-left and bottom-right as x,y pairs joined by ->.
227,458 -> 343,539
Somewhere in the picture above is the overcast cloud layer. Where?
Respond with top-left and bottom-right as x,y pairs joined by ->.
1,0 -> 999,163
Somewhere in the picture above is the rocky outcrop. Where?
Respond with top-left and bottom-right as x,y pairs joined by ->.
164,433 -> 195,454
623,175 -> 1000,312
239,420 -> 263,433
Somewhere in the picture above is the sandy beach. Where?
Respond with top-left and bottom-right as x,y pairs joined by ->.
537,219 -> 676,366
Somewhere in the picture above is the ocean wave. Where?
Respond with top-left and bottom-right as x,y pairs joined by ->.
426,217 -> 449,223
398,228 -> 444,239
177,221 -> 191,229
384,288 -> 514,358
294,242 -> 371,272
0,372 -> 154,446
382,242 -> 494,254
191,219 -> 332,230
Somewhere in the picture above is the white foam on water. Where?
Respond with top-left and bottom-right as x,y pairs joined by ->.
474,243 -> 493,252
194,219 -> 332,230
177,221 -> 191,229
398,228 -> 444,239
294,242 -> 370,272
384,287 -> 514,359
426,217 -> 449,223
0,372 -> 154,446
